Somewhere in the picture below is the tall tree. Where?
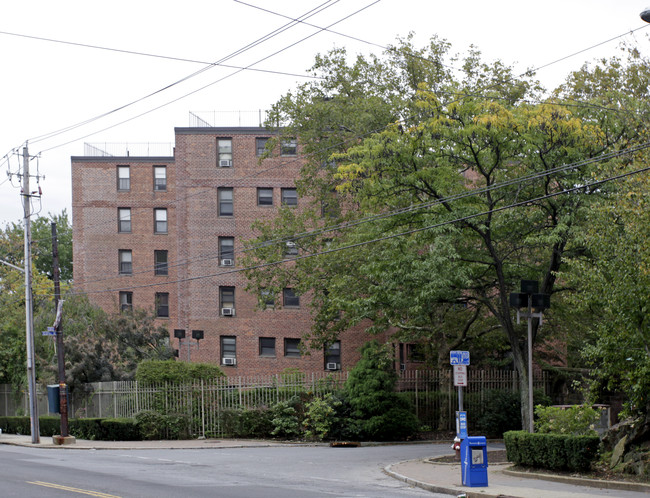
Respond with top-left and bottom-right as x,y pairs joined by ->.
244,38 -> 648,429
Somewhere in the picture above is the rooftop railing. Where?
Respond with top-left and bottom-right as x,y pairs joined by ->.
83,142 -> 174,157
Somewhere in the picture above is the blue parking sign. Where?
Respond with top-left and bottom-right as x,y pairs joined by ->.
450,350 -> 470,365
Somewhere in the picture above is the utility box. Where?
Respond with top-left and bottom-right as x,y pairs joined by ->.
460,436 -> 488,487
47,385 -> 60,414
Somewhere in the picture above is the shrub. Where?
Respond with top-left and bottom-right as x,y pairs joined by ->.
303,393 -> 341,441
504,430 -> 599,471
345,341 -> 419,441
69,418 -> 105,440
101,418 -> 140,440
535,404 -> 600,436
237,409 -> 274,438
136,360 -> 224,384
270,396 -> 303,438
135,410 -> 189,440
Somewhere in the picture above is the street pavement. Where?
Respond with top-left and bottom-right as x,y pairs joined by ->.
1,433 -> 648,497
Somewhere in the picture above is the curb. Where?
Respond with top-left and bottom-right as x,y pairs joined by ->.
502,467 -> 650,494
384,462 -> 473,497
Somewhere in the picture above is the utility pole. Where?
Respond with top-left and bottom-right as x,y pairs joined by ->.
52,222 -> 73,444
22,144 -> 40,444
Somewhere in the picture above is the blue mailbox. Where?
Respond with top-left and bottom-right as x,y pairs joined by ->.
460,436 -> 488,487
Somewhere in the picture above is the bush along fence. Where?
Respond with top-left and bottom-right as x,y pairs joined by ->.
0,369 -> 551,439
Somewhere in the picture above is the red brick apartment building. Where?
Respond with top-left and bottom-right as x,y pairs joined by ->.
72,126 -> 403,376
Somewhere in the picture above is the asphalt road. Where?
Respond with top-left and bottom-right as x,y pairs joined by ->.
0,443 -> 451,497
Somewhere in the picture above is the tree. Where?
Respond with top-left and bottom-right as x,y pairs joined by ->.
245,37 -> 649,430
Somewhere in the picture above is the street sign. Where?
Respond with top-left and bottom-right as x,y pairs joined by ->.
450,350 -> 470,365
41,329 -> 56,336
453,365 -> 467,386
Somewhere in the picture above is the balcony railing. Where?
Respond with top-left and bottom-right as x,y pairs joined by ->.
83,143 -> 174,157
189,110 -> 279,128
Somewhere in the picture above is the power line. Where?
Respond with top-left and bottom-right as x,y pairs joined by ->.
70,145 -> 650,295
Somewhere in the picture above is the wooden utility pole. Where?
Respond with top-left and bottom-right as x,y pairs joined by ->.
51,222 -> 74,445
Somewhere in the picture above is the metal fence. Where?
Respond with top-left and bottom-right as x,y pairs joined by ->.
188,110 -> 275,128
83,142 -> 174,157
0,369 -> 550,438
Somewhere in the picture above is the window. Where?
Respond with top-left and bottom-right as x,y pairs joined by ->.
221,336 -> 236,365
154,208 -> 167,233
256,137 -> 269,157
284,338 -> 301,357
261,289 -> 274,307
154,250 -> 168,276
257,188 -> 273,206
218,188 -> 233,216
218,139 -> 233,167
119,291 -> 133,312
259,337 -> 275,357
281,188 -> 298,206
219,237 -> 234,265
118,208 -> 131,233
119,250 -> 132,275
220,286 -> 235,315
283,288 -> 300,307
154,166 -> 167,191
156,292 -> 169,318
281,138 -> 297,156
117,166 -> 130,191
407,343 -> 425,362
325,341 -> 341,369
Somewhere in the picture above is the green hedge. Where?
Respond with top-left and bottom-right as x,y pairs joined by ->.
136,360 -> 224,384
0,416 -> 141,441
504,430 -> 600,471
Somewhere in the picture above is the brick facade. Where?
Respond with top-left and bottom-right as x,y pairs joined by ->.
72,127 -> 415,376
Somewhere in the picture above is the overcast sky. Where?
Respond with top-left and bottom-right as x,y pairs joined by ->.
1,0 -> 648,226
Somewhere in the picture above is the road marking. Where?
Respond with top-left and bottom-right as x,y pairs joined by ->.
27,481 -> 121,497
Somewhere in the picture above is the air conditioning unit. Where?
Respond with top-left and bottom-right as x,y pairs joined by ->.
326,362 -> 339,371
219,160 -> 232,167
221,259 -> 234,266
286,241 -> 296,247
223,357 -> 236,366
400,363 -> 406,371
221,307 -> 235,316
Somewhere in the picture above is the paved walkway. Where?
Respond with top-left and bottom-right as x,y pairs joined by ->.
2,434 -> 649,497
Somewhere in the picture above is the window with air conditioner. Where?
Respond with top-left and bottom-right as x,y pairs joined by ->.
219,237 -> 234,266
119,291 -> 133,312
284,241 -> 298,258
324,340 -> 341,370
220,286 -> 235,316
221,336 -> 236,365
218,139 -> 233,167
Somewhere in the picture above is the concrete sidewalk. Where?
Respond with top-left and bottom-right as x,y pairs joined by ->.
2,434 -> 649,497
386,457 -> 650,498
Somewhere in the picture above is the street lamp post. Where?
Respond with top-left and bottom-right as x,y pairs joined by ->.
509,280 -> 550,433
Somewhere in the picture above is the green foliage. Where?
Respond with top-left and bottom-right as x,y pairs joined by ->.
135,360 -> 224,384
535,404 -> 600,436
270,396 -> 303,439
100,418 -> 140,441
69,418 -> 105,440
472,389 -> 552,437
303,393 -> 342,440
345,341 -> 419,441
504,430 -> 599,471
135,410 -> 190,440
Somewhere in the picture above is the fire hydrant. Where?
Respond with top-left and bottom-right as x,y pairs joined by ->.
451,436 -> 461,461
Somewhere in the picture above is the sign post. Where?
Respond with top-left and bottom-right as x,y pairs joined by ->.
450,351 -> 470,433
